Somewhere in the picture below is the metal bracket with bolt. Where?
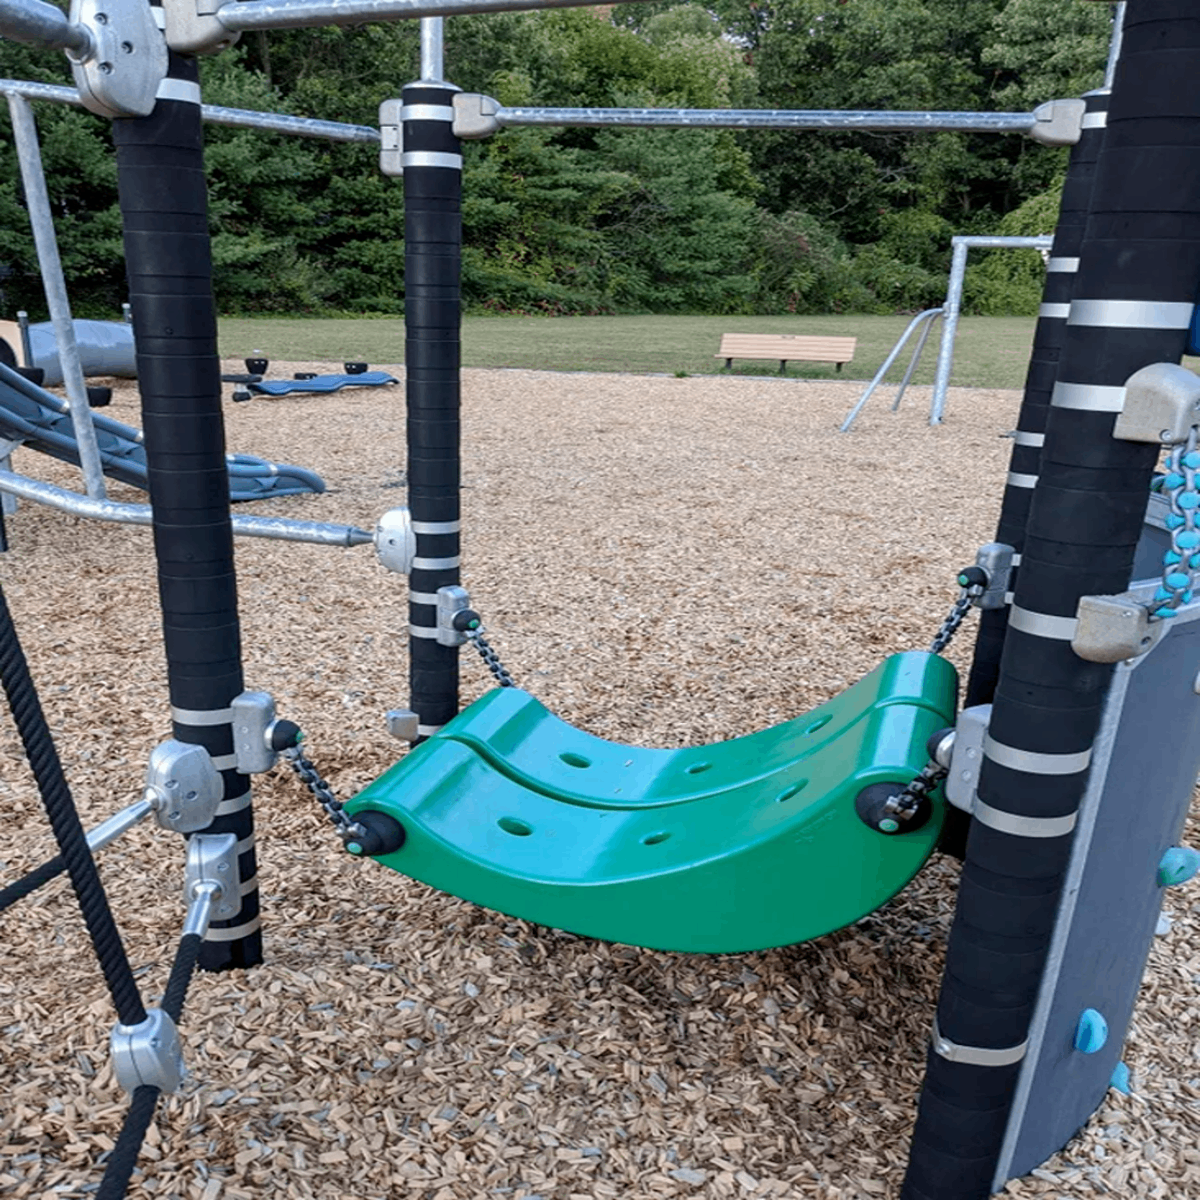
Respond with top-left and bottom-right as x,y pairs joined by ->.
230,690 -> 302,774
144,740 -> 223,834
374,506 -> 416,575
182,831 -> 241,933
110,1007 -> 184,1095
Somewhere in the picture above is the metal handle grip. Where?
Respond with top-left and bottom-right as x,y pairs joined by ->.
0,0 -> 90,55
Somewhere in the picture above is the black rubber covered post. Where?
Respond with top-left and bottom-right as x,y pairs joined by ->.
403,81 -> 462,737
904,6 -> 1200,1196
964,89 -> 1110,709
112,52 -> 260,972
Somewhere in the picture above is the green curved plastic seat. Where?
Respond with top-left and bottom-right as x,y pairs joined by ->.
347,651 -> 957,952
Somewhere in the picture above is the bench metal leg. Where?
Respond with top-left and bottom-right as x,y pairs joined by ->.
779,360 -> 787,374
724,358 -> 732,370
836,362 -> 843,372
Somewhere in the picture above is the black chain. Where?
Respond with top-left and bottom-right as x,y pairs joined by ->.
881,760 -> 950,830
284,746 -> 364,842
465,628 -> 516,688
929,565 -> 989,655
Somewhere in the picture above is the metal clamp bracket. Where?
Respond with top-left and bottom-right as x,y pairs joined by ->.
183,831 -> 241,932
110,1008 -> 184,1095
1114,363 -> 1200,444
145,740 -> 223,833
436,585 -> 472,646
1072,593 -> 1166,663
944,704 -> 989,813
453,92 -> 501,139
385,708 -> 420,742
1027,98 -> 1085,147
379,98 -> 404,176
971,543 -> 1014,609
374,505 -> 415,574
68,0 -> 168,118
161,0 -> 239,54
230,690 -> 299,773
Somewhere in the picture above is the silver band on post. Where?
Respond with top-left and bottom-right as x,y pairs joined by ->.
1045,257 -> 1080,273
1011,431 -> 1044,448
1007,605 -> 1077,640
409,590 -> 440,606
417,723 -> 444,737
1038,303 -> 1071,320
171,705 -> 233,726
1081,110 -> 1107,129
411,519 -> 461,534
156,78 -> 202,106
413,554 -> 461,570
1006,472 -> 1038,489
973,798 -> 1078,839
204,915 -> 262,942
401,150 -> 462,170
409,625 -> 440,639
983,735 -> 1092,776
1051,381 -> 1126,412
932,1017 -> 1028,1066
216,791 -> 252,817
1069,299 -> 1194,329
400,104 -> 454,122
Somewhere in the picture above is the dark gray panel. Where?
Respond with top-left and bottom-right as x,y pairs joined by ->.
1006,618 -> 1200,1179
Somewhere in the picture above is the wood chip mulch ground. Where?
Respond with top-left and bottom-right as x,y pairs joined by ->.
0,365 -> 1197,1200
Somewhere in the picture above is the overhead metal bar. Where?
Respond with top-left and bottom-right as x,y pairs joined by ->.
0,78 -> 380,142
493,107 -> 1040,135
213,0 -> 657,33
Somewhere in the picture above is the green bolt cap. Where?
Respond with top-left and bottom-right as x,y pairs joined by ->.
346,841 -> 364,856
879,817 -> 900,833
1157,846 -> 1200,887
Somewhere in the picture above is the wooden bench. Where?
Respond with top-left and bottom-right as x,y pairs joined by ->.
715,333 -> 857,374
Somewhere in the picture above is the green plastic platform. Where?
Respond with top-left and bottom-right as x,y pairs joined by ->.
347,651 -> 957,952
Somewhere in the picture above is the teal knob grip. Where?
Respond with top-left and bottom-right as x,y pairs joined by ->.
1110,1061 -> 1131,1094
1158,846 -> 1200,887
1074,1008 -> 1108,1054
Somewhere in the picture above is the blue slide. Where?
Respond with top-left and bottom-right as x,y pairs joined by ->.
0,361 -> 325,501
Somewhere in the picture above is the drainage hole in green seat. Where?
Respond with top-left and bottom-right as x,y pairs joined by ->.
685,762 -> 713,775
804,715 -> 832,735
642,831 -> 671,845
560,752 -> 591,769
776,780 -> 809,803
498,817 -> 534,836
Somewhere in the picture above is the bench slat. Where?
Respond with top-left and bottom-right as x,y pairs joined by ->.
715,333 -> 856,365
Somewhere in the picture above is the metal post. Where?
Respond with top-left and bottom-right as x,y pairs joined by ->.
420,17 -> 444,81
890,309 -> 943,411
111,53 -> 259,972
1104,2 -> 1127,89
928,236 -> 1053,425
929,240 -> 969,426
839,308 -> 942,432
402,78 -> 462,739
6,92 -> 107,499
0,0 -> 91,53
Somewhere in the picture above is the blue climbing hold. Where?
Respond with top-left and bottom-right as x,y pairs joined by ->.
1154,606 -> 1179,618
1164,473 -> 1186,489
1154,588 -> 1174,601
1179,493 -> 1199,510
1185,451 -> 1200,469
1075,1008 -> 1108,1054
1110,1061 -> 1131,1094
1157,846 -> 1200,887
1164,550 -> 1183,566
1177,530 -> 1200,548
1165,513 -> 1186,530
1166,572 -> 1190,589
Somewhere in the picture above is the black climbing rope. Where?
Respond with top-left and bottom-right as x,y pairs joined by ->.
0,581 -> 146,1027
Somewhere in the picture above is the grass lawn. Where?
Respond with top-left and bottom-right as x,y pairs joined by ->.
218,313 -> 1040,391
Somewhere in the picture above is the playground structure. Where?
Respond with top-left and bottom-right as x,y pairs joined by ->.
840,235 -> 1055,432
0,2 -> 1198,1200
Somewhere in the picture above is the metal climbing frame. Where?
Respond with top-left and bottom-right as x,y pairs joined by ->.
840,235 -> 1054,432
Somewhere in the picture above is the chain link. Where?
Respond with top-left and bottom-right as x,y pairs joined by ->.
465,627 -> 516,688
882,759 -> 950,831
930,592 -> 973,655
1152,428 -> 1200,621
284,746 -> 364,842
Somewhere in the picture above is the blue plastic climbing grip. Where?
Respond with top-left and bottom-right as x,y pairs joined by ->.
1074,1008 -> 1108,1054
1157,846 -> 1200,887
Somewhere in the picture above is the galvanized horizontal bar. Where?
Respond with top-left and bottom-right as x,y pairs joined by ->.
0,0 -> 90,54
497,106 -> 1039,134
950,235 -> 1053,250
0,470 -> 374,546
217,0 -> 658,32
0,78 -> 380,143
